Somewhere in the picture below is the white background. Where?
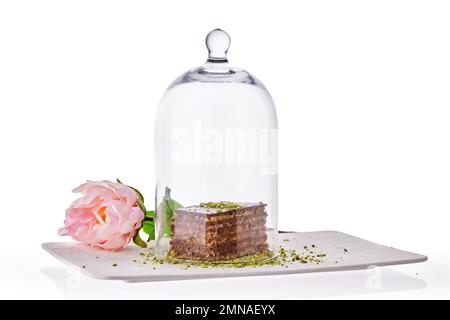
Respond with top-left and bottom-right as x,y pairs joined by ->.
0,0 -> 449,299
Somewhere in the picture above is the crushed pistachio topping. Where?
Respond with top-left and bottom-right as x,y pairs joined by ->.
132,244 -> 328,269
199,201 -> 242,210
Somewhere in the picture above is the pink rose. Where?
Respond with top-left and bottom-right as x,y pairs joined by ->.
58,180 -> 145,251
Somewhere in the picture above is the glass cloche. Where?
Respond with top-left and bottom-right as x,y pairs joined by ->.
154,29 -> 278,262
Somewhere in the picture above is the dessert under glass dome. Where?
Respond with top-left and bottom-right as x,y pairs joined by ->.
154,29 -> 278,262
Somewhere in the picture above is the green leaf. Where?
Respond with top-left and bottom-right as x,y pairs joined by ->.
132,231 -> 147,248
142,220 -> 155,241
139,214 -> 155,241
159,187 -> 183,237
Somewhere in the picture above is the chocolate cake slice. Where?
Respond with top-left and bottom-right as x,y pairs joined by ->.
169,202 -> 268,261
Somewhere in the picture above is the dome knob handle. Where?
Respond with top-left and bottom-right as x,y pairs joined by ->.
205,29 -> 231,62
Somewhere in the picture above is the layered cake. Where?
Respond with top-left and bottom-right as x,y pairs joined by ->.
169,201 -> 268,261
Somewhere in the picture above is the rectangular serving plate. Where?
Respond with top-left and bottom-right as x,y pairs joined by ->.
42,230 -> 427,282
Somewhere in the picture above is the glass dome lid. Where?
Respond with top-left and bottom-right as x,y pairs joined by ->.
170,28 -> 263,85
155,29 -> 278,263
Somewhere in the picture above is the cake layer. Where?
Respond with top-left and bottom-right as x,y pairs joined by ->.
172,228 -> 267,243
171,217 -> 267,238
170,243 -> 269,259
170,242 -> 269,261
173,211 -> 267,227
170,232 -> 268,249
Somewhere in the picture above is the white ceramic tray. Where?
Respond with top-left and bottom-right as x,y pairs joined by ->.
42,231 -> 427,282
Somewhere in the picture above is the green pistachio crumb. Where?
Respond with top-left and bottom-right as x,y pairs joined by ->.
199,201 -> 243,210
134,245 -> 328,270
